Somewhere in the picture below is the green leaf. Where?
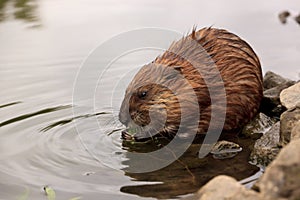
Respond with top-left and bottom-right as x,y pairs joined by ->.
43,186 -> 56,200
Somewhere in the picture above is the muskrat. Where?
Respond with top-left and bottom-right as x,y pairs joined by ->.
119,27 -> 263,141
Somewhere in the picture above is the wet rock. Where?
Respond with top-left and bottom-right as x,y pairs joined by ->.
280,82 -> 300,110
253,139 -> 300,200
185,175 -> 262,200
291,121 -> 300,140
210,140 -> 242,160
278,11 -> 290,24
249,122 -> 281,167
242,113 -> 275,139
280,105 -> 300,145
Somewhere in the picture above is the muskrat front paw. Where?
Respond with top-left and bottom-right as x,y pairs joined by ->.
121,130 -> 134,141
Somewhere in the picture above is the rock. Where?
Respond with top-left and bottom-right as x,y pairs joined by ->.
253,139 -> 300,200
261,82 -> 295,118
242,113 -> 275,139
263,71 -> 291,90
278,11 -> 290,24
185,175 -> 262,200
210,140 -> 242,160
261,71 -> 295,118
291,121 -> 300,141
280,105 -> 300,145
263,80 -> 295,101
280,82 -> 300,110
249,122 -> 281,167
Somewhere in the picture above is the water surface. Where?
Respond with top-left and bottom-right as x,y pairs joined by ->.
0,0 -> 300,199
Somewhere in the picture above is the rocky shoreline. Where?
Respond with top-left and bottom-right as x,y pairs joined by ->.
184,71 -> 300,200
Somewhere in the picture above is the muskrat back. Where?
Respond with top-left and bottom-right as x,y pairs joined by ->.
119,27 -> 263,141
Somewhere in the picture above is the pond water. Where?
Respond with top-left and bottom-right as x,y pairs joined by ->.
0,0 -> 300,199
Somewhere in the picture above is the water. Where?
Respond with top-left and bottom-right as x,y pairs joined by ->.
1,0 -> 300,199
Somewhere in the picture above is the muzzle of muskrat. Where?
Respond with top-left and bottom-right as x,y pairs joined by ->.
121,129 -> 147,142
121,122 -> 160,142
120,107 -> 168,142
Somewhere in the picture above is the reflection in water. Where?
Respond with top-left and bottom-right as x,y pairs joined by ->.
121,136 -> 259,199
0,105 -> 71,127
0,0 -> 39,24
0,101 -> 22,109
40,111 -> 110,132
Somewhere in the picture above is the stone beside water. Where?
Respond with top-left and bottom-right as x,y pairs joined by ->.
280,82 -> 300,110
210,140 -> 242,160
280,105 -> 300,145
263,71 -> 291,90
187,139 -> 300,200
260,71 -> 295,118
184,175 -> 262,200
291,121 -> 300,140
242,113 -> 275,139
253,139 -> 300,200
186,71 -> 300,199
249,122 -> 280,167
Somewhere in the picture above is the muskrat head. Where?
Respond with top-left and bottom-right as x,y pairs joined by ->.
119,64 -> 181,142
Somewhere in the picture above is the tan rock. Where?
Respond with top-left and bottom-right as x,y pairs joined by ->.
254,139 -> 300,200
280,106 -> 300,145
280,82 -> 300,110
185,175 -> 262,200
291,121 -> 300,140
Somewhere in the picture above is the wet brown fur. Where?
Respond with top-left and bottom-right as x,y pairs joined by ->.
119,27 -> 263,140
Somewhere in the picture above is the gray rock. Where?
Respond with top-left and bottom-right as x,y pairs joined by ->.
242,113 -> 275,139
249,122 -> 281,167
291,121 -> 300,141
263,71 -> 292,90
184,175 -> 262,200
253,139 -> 300,200
280,82 -> 300,110
261,72 -> 295,118
261,84 -> 295,118
280,105 -> 300,145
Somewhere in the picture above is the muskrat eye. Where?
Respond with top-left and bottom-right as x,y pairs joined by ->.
138,91 -> 147,99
